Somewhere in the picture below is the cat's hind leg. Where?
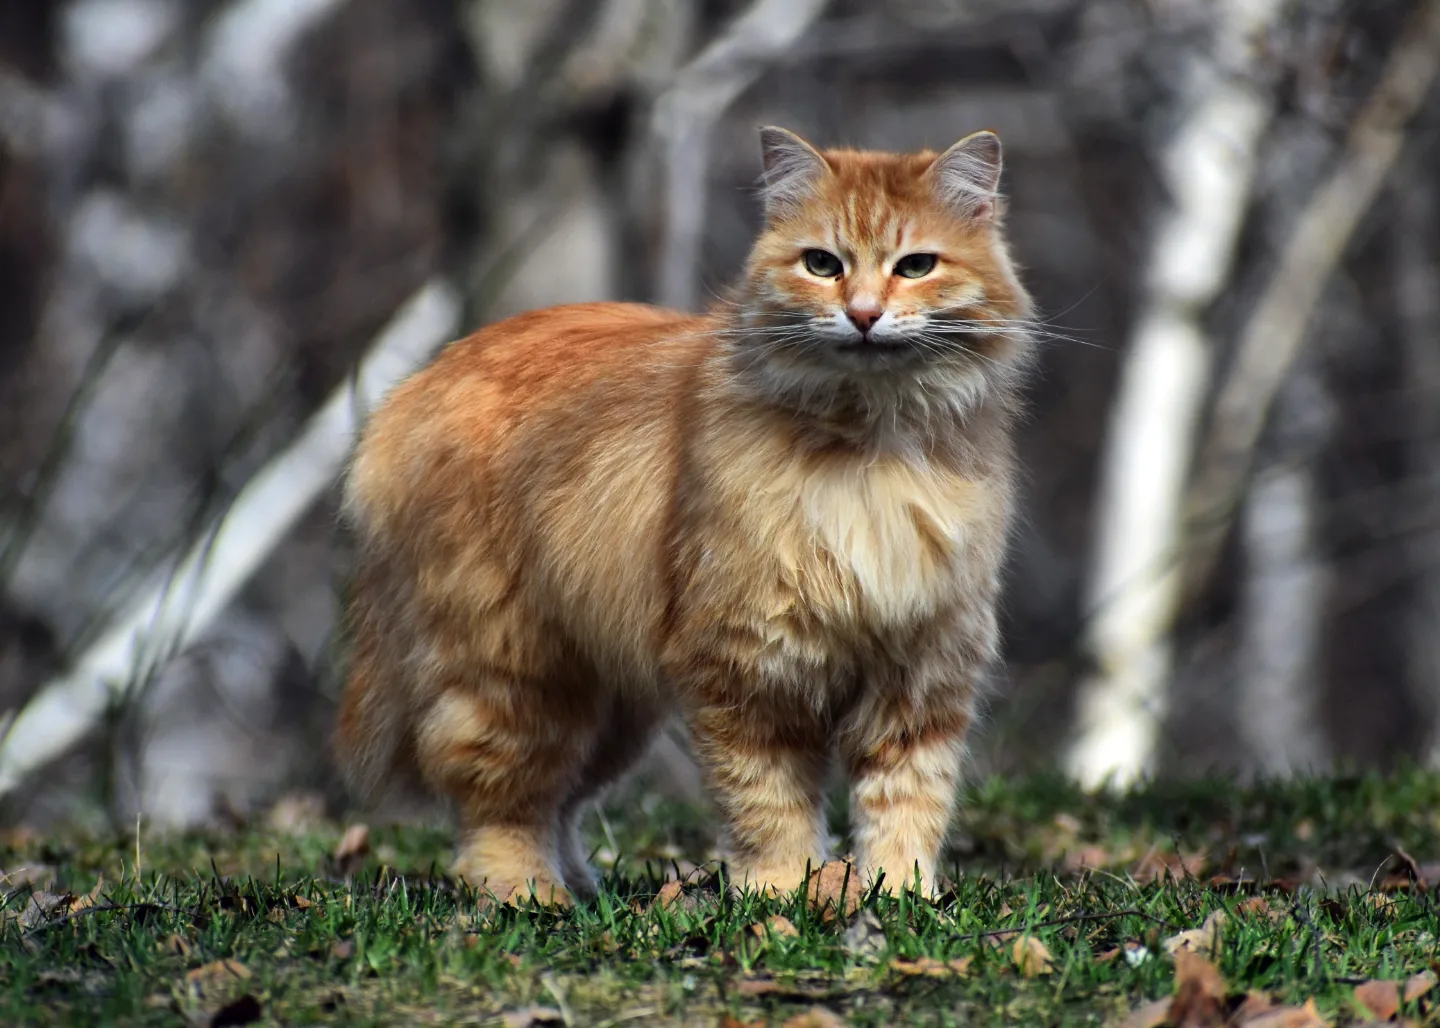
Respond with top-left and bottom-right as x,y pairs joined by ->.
555,694 -> 669,898
413,672 -> 603,906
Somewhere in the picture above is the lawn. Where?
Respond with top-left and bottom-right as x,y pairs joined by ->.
3,770 -> 1439,1026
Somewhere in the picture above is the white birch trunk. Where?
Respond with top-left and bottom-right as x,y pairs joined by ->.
1236,375 -> 1332,774
1395,159 -> 1440,767
1066,0 -> 1292,787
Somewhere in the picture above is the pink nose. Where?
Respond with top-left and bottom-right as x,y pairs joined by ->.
847,305 -> 883,333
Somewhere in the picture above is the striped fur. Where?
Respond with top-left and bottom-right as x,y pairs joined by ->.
335,128 -> 1033,903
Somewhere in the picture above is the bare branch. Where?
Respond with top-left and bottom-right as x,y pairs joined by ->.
0,281 -> 461,799
653,0 -> 831,310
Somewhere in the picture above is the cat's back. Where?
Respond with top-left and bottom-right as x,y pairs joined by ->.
347,301 -> 710,536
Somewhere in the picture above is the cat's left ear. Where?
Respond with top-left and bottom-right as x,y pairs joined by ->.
758,125 -> 830,218
927,130 -> 1003,220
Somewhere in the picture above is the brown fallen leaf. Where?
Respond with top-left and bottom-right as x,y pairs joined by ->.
333,824 -> 371,874
160,933 -> 193,957
806,861 -> 862,922
1403,969 -> 1437,1003
330,939 -> 355,960
1169,950 -> 1227,1027
651,880 -> 686,911
781,1007 -> 846,1028
1012,935 -> 1055,977
719,1018 -> 764,1028
1351,972 -> 1432,1021
1234,997 -> 1329,1027
1164,910 -> 1227,957
1236,897 -> 1280,922
185,959 -> 252,996
18,891 -> 72,929
891,955 -> 973,977
748,914 -> 799,940
1354,979 -> 1403,1021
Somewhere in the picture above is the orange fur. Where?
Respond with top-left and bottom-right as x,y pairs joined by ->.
334,127 -> 1034,901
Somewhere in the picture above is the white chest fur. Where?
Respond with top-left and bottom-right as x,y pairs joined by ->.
795,457 -> 981,628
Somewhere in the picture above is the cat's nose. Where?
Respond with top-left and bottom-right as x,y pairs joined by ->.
846,303 -> 884,334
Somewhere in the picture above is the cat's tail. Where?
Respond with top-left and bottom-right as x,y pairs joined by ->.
333,549 -> 419,802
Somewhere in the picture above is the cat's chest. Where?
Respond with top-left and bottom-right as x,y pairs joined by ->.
782,460 -> 988,628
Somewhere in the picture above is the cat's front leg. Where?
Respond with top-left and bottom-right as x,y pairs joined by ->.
841,683 -> 975,896
684,695 -> 831,896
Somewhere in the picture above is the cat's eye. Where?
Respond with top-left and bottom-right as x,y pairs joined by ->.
894,253 -> 938,278
802,249 -> 843,278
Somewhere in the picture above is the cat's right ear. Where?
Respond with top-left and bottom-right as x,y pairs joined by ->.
758,126 -> 829,218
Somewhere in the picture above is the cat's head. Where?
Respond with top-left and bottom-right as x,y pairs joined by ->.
730,126 -> 1033,413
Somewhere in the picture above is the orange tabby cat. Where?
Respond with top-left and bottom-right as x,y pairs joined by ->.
335,126 -> 1033,903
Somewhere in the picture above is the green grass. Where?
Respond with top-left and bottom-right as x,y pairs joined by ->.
4,769 -> 1440,1026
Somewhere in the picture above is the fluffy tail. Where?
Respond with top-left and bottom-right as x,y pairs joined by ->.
333,552 -> 418,802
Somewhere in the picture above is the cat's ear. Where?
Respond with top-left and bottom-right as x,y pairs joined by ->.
758,126 -> 830,218
927,130 -> 1003,220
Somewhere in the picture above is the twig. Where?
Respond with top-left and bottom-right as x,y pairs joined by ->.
1182,0 -> 1440,597
21,901 -> 197,937
949,908 -> 1181,943
652,0 -> 831,310
0,281 -> 461,798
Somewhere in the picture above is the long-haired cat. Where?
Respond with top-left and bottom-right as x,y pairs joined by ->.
335,126 -> 1034,904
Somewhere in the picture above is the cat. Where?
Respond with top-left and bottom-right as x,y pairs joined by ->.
335,125 -> 1034,905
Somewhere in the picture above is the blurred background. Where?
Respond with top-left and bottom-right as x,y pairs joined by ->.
1,0 -> 1438,831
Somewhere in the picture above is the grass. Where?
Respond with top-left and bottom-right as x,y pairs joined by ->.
3,769 -> 1440,1026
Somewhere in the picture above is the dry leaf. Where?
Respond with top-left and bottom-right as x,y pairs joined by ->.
1354,979 -> 1403,1021
1012,935 -> 1055,977
1169,950 -> 1227,1027
781,1007 -> 846,1028
1164,910 -> 1227,957
806,861 -> 862,921
720,1018 -> 764,1028
1236,897 -> 1279,922
1405,970 -> 1437,1001
330,939 -> 355,960
891,955 -> 972,977
1234,997 -> 1329,1027
68,877 -> 103,913
185,960 -> 252,997
651,880 -> 686,911
18,891 -> 71,929
748,914 -> 799,940
333,824 -> 371,874
161,933 -> 193,957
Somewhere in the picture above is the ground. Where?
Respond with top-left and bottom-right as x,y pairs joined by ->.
3,770 -> 1439,1026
